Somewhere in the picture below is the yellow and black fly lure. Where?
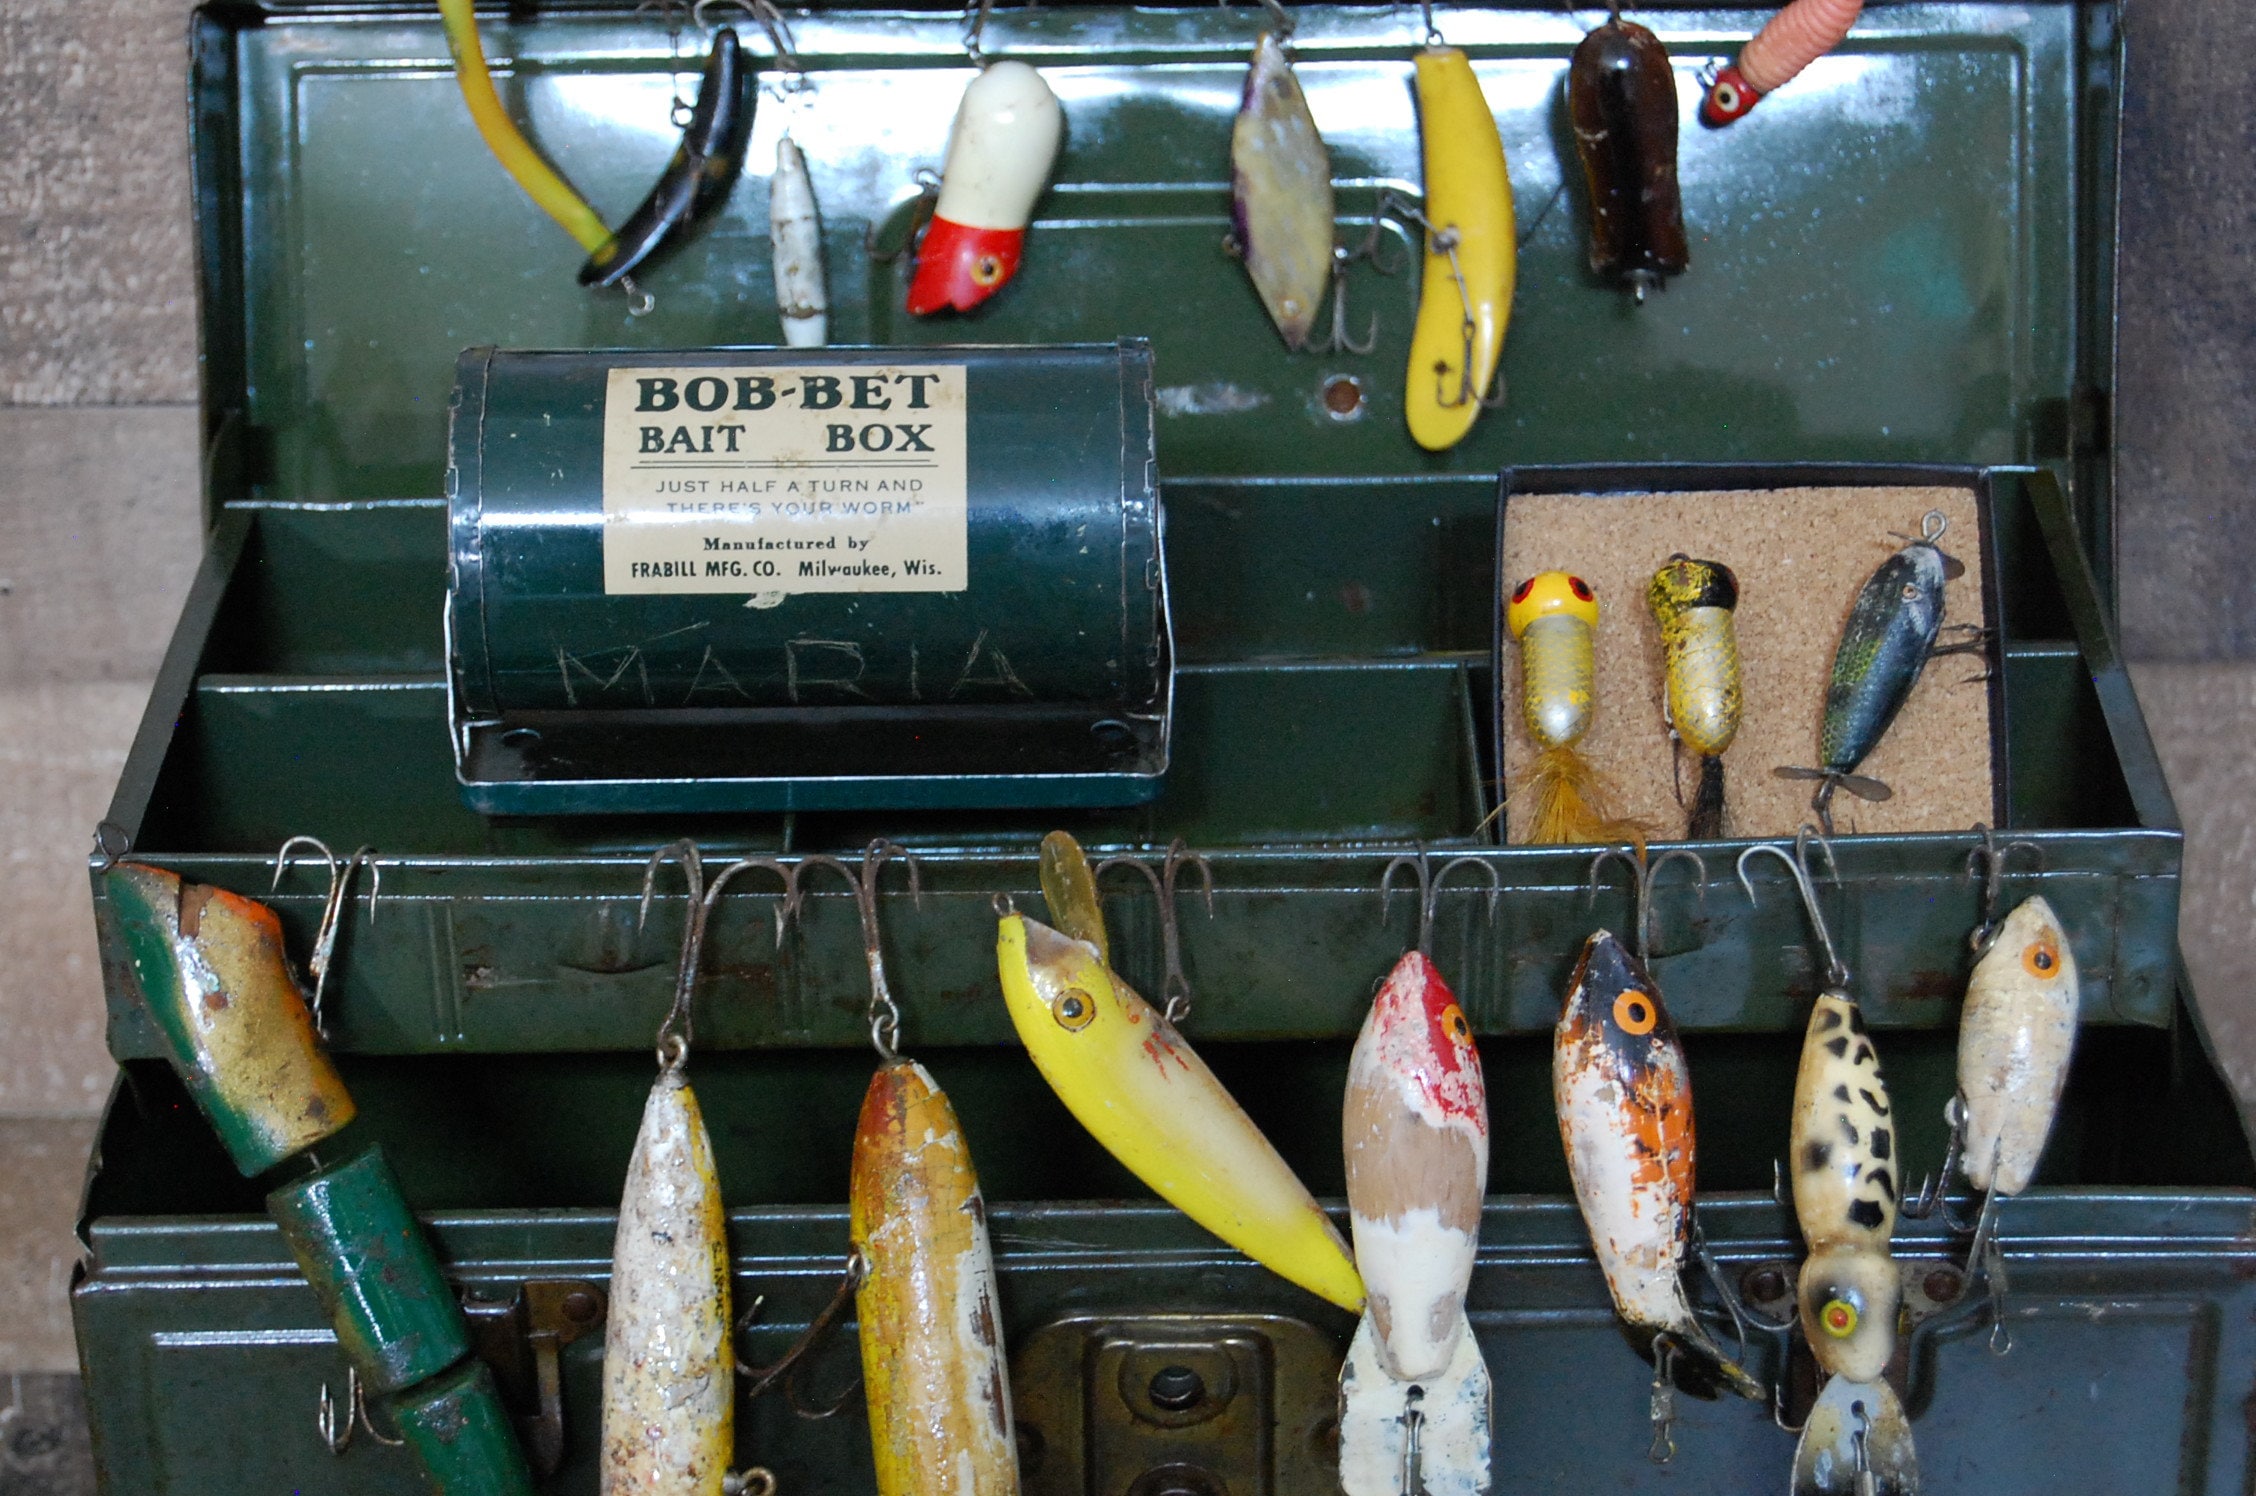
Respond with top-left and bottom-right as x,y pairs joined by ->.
1647,556 -> 1742,839
1507,571 -> 1642,846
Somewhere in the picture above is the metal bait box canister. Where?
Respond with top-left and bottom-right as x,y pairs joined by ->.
445,341 -> 1169,814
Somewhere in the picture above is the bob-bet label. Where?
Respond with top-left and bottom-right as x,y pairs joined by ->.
600,364 -> 967,595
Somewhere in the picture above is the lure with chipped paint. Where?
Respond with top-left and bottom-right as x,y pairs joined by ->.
1231,31 -> 1336,350
851,1059 -> 1017,1496
1338,950 -> 1491,1496
771,137 -> 828,347
1648,557 -> 1742,840
1568,17 -> 1688,298
600,1067 -> 733,1495
1702,0 -> 1867,127
997,911 -> 1365,1311
1791,993 -> 1901,1383
1405,47 -> 1516,450
1958,896 -> 2079,1197
1792,1372 -> 1919,1496
908,61 -> 1064,315
1553,932 -> 1763,1398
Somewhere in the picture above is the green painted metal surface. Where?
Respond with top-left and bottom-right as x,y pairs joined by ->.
267,1147 -> 474,1395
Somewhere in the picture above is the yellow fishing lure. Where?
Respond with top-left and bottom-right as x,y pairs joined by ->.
996,911 -> 1365,1311
1507,571 -> 1640,846
1647,556 -> 1743,839
1405,47 -> 1517,451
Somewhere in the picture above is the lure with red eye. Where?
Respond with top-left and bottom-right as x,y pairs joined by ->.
1553,931 -> 1762,1399
908,60 -> 1064,315
1701,0 -> 1866,127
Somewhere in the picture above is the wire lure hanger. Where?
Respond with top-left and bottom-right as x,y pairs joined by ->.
794,840 -> 920,1061
1095,840 -> 1216,1026
1736,826 -> 1849,994
272,836 -> 379,1038
1965,824 -> 2045,958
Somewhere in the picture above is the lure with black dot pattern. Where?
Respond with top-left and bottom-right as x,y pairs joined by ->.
1790,992 -> 1901,1383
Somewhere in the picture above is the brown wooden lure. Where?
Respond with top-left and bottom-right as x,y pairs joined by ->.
1568,17 -> 1689,300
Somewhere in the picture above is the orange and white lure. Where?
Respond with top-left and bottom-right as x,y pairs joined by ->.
1339,948 -> 1491,1496
1553,930 -> 1762,1400
907,61 -> 1064,315
1700,0 -> 1865,126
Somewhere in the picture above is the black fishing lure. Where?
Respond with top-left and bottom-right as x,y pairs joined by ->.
580,29 -> 754,289
1568,17 -> 1688,300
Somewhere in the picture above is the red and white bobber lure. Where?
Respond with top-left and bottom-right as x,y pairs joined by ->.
907,59 -> 1064,315
1701,0 -> 1865,126
1338,857 -> 1495,1496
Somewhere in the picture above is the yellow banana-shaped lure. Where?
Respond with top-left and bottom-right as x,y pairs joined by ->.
997,912 -> 1365,1311
1405,48 -> 1517,452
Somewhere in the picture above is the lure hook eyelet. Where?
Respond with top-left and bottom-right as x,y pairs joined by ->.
1381,845 -> 1500,959
794,842 -> 920,1062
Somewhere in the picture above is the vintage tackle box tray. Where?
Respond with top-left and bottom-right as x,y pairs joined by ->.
74,1 -> 2256,1492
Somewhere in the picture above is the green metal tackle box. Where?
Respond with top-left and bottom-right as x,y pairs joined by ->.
74,2 -> 2256,1492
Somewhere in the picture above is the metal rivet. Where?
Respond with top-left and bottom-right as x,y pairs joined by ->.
1147,1365 -> 1206,1412
1320,374 -> 1365,422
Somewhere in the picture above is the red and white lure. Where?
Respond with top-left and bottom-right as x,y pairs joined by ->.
1701,0 -> 1865,126
907,60 -> 1064,315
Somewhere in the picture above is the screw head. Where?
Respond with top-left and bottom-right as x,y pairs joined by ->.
1147,1364 -> 1206,1412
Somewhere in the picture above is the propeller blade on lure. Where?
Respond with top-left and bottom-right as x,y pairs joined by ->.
1508,571 -> 1642,847
1339,943 -> 1492,1496
1648,557 -> 1743,840
1776,511 -> 1969,834
908,60 -> 1064,315
998,836 -> 1364,1312
1405,45 -> 1515,450
1231,31 -> 1336,350
1554,930 -> 1762,1400
1701,0 -> 1867,127
1568,16 -> 1689,300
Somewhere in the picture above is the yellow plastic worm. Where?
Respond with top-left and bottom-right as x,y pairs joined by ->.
1405,47 -> 1517,451
437,0 -> 616,260
997,912 -> 1366,1311
851,1059 -> 1017,1496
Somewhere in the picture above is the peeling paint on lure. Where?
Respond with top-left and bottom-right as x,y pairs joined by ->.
1553,931 -> 1763,1399
1701,0 -> 1867,127
1792,1373 -> 1919,1496
851,1059 -> 1017,1496
1568,17 -> 1688,300
1648,557 -> 1742,840
908,61 -> 1063,315
1958,896 -> 2079,1197
1776,512 -> 1967,834
1339,949 -> 1491,1496
771,137 -> 827,347
1231,31 -> 1335,350
997,911 -> 1365,1311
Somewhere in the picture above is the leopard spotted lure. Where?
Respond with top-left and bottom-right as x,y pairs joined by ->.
999,833 -> 1365,1312
1740,837 -> 1919,1496
1777,511 -> 1968,835
1232,30 -> 1336,350
1568,16 -> 1688,300
1554,854 -> 1763,1422
1648,557 -> 1742,839
908,60 -> 1064,315
1701,0 -> 1867,127
1509,571 -> 1640,846
1338,856 -> 1496,1496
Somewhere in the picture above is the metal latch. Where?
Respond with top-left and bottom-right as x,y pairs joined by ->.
461,1279 -> 608,1476
1012,1313 -> 1340,1496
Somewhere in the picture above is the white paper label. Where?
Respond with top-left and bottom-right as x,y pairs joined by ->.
600,364 -> 968,595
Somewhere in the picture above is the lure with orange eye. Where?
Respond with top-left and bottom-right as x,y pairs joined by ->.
1957,895 -> 2080,1196
1551,931 -> 1762,1399
1507,572 -> 1642,847
907,61 -> 1064,315
1701,0 -> 1867,127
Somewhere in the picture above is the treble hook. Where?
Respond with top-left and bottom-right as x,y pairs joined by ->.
638,840 -> 708,1070
1647,1334 -> 1679,1464
739,1251 -> 868,1416
1964,824 -> 2044,956
1380,846 -> 1501,959
1255,0 -> 1296,39
1901,1093 -> 1976,1227
1306,247 -> 1380,355
273,836 -> 379,1036
1737,828 -> 1850,993
866,169 -> 943,263
1587,844 -> 1705,966
796,841 -> 921,1062
1971,1182 -> 2013,1357
316,1366 -> 404,1454
1368,193 -> 1504,411
1094,841 -> 1214,1026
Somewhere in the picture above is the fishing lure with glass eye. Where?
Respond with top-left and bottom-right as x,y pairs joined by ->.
1776,511 -> 1971,836
1700,0 -> 1866,127
771,137 -> 828,347
907,59 -> 1064,315
1232,29 -> 1337,350
1338,855 -> 1497,1496
1568,15 -> 1688,300
999,832 -> 1365,1312
1648,557 -> 1742,840
1554,852 -> 1764,1428
1404,42 -> 1516,450
1507,571 -> 1641,847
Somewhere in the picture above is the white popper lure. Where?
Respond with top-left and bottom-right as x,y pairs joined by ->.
1957,895 -> 2079,1196
907,60 -> 1063,315
1339,949 -> 1491,1496
770,137 -> 827,347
